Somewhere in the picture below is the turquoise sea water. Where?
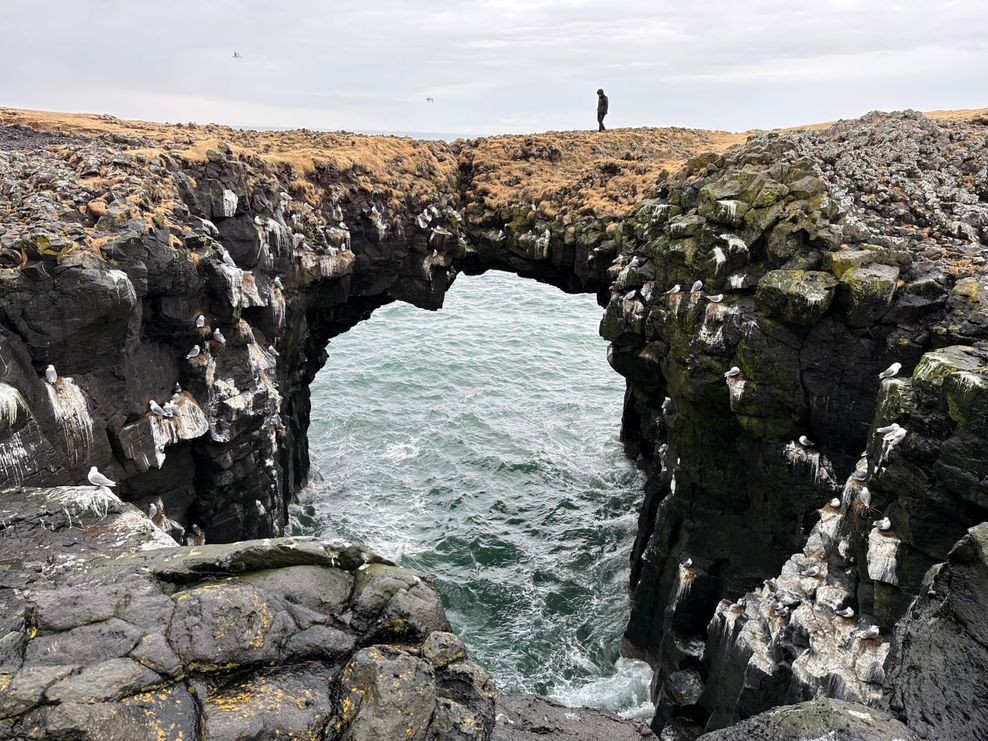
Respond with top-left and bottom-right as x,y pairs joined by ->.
293,270 -> 653,717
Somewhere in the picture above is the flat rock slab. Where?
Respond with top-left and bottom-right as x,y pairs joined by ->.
493,695 -> 653,740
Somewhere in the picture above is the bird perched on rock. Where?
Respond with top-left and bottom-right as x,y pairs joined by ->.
162,401 -> 178,417
877,422 -> 900,435
254,499 -> 267,516
707,294 -> 724,303
690,280 -> 703,293
798,435 -> 814,447
268,345 -> 279,357
87,466 -> 116,488
186,523 -> 206,546
195,314 -> 205,328
174,382 -> 182,394
273,276 -> 284,289
874,517 -> 892,531
884,427 -> 907,445
44,364 -> 57,384
764,578 -> 778,592
661,396 -> 673,414
186,345 -> 201,360
149,400 -> 168,417
151,499 -> 167,529
858,487 -> 872,508
829,497 -> 841,508
664,284 -> 681,295
852,468 -> 868,481
857,624 -> 881,640
219,249 -> 236,267
682,557 -> 693,568
801,565 -> 821,578
878,362 -> 901,380
148,502 -> 158,520
836,606 -> 855,618
213,328 -> 226,344
724,366 -> 741,378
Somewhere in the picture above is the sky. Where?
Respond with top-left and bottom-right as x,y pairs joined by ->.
3,0 -> 987,137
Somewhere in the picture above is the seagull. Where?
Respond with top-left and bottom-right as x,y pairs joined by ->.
707,294 -> 724,303
801,565 -> 821,578
724,366 -> 741,378
876,422 -> 900,435
151,499 -> 167,529
764,578 -> 778,592
174,382 -> 182,394
273,277 -> 283,289
829,497 -> 841,508
268,345 -> 279,357
162,401 -> 178,417
878,362 -> 901,380
884,427 -> 907,445
836,606 -> 855,618
187,524 -> 206,546
690,280 -> 703,293
186,345 -> 201,360
45,364 -> 57,384
87,466 -> 116,488
661,396 -> 673,414
858,487 -> 872,507
664,284 -> 681,295
195,315 -> 205,328
798,435 -> 815,447
852,469 -> 868,481
254,499 -> 267,516
148,502 -> 158,521
149,400 -> 168,417
857,624 -> 881,640
874,517 -> 892,531
682,558 -> 693,568
213,328 -> 226,344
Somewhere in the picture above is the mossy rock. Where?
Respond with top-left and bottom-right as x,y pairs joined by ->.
826,248 -> 878,277
668,214 -> 705,239
755,269 -> 837,326
95,203 -> 136,232
839,263 -> 899,327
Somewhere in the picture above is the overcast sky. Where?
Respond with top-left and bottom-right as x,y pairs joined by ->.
4,0 -> 986,136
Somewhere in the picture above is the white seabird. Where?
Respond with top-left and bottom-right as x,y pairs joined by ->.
220,249 -> 236,267
162,401 -> 178,417
268,345 -> 279,357
874,517 -> 892,531
857,624 -> 880,640
707,294 -> 724,303
186,345 -> 201,360
858,487 -> 872,507
664,284 -> 681,295
187,523 -> 206,546
724,366 -> 741,378
45,364 -> 57,384
149,400 -> 168,417
801,565 -> 821,577
195,314 -> 206,328
87,466 -> 116,488
829,497 -> 841,508
254,499 -> 267,516
798,435 -> 815,448
273,276 -> 284,289
690,280 -> 703,293
682,558 -> 693,568
836,606 -> 855,618
661,396 -> 673,414
852,469 -> 868,481
213,328 -> 226,344
884,427 -> 907,445
878,362 -> 902,380
877,422 -> 900,435
148,502 -> 158,520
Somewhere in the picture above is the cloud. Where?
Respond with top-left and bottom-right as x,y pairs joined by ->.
3,0 -> 986,135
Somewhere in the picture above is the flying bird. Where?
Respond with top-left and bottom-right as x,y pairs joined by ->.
724,366 -> 741,378
213,328 -> 226,344
878,362 -> 902,380
690,280 -> 703,293
798,435 -> 814,447
87,466 -> 116,488
186,345 -> 201,360
664,284 -> 681,295
45,364 -> 57,384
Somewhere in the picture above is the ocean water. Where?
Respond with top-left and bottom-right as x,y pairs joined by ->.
293,270 -> 653,718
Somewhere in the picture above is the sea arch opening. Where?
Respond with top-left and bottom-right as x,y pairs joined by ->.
293,269 -> 652,717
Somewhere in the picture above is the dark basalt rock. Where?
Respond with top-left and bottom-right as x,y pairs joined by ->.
493,694 -> 653,740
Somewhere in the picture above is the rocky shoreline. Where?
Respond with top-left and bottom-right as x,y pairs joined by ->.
1,107 -> 987,739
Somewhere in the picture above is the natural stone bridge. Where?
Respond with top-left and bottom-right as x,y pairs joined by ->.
1,107 -> 987,739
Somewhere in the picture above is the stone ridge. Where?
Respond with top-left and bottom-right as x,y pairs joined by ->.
601,109 -> 988,737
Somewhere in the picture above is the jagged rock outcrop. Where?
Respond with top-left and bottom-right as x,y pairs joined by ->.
601,110 -> 988,737
0,486 -> 495,739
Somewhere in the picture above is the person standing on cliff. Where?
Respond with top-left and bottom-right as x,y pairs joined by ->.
596,88 -> 609,131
